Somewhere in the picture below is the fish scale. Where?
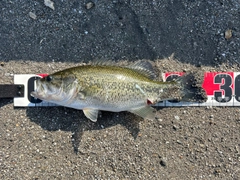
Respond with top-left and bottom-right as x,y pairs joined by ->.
81,73 -> 165,106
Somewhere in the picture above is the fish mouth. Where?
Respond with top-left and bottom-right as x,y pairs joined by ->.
30,80 -> 46,100
30,80 -> 64,101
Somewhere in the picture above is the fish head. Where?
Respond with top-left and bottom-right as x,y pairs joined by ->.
31,73 -> 76,102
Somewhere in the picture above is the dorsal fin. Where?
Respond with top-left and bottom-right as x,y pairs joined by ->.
127,61 -> 156,79
90,60 -> 156,79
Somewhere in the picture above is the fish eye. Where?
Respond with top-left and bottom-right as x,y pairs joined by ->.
46,75 -> 53,82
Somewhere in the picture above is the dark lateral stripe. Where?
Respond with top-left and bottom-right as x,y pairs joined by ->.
0,85 -> 24,98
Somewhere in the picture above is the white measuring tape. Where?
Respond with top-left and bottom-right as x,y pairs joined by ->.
13,72 -> 239,107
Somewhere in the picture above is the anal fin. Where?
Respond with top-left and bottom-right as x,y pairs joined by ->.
129,106 -> 156,120
83,108 -> 99,122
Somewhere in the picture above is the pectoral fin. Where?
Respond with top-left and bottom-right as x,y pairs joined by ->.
83,109 -> 99,122
129,106 -> 156,120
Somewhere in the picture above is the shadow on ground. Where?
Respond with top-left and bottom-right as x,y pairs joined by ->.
0,99 -> 13,108
26,107 -> 143,153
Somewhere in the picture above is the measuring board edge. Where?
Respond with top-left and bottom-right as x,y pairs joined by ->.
13,72 -> 240,107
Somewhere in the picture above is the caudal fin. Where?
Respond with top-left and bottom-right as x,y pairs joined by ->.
179,71 -> 207,102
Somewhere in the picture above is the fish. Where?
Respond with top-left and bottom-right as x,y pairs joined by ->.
31,61 -> 207,122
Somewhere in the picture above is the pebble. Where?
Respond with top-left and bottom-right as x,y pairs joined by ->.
86,2 -> 95,10
225,29 -> 232,40
174,116 -> 180,120
157,118 -> 163,122
199,144 -> 205,148
29,12 -> 37,20
160,159 -> 167,167
176,140 -> 182,144
173,125 -> 178,131
44,0 -> 55,10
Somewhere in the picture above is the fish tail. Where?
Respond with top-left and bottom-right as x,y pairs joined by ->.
179,71 -> 207,102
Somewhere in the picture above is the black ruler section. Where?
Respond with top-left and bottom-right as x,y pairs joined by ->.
0,84 -> 24,98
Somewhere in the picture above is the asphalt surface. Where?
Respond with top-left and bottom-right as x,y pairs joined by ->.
1,0 -> 240,179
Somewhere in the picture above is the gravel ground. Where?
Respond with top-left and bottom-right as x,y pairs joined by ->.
1,0 -> 240,179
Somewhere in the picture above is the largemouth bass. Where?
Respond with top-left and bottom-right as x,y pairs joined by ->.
31,61 -> 206,122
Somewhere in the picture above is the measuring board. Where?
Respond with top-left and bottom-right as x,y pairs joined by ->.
10,72 -> 240,107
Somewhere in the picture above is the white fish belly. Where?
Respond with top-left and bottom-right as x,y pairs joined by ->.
65,98 -> 146,112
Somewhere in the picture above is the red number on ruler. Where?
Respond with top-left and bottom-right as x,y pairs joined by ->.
202,72 -> 234,102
